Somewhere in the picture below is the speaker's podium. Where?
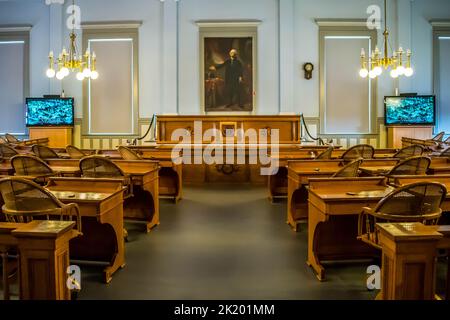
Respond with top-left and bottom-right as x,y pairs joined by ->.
29,127 -> 73,148
387,126 -> 434,149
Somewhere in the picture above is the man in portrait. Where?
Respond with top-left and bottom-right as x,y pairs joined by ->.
210,49 -> 244,108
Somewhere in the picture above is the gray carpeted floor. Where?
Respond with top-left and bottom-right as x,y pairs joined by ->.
77,185 -> 381,300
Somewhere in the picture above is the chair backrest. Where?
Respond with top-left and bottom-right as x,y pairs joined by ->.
11,155 -> 54,176
5,133 -> 20,143
332,158 -> 363,178
393,145 -> 424,159
373,182 -> 446,222
0,144 -> 19,159
66,145 -> 87,159
0,177 -> 81,230
341,144 -> 375,161
118,146 -> 142,160
315,147 -> 334,160
440,147 -> 450,157
444,136 -> 450,144
387,156 -> 431,177
32,144 -> 59,159
432,132 -> 445,142
80,156 -> 125,178
0,137 -> 7,144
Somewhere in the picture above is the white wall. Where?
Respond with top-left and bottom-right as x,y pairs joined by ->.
178,0 -> 279,115
0,0 -> 449,141
0,0 -> 49,97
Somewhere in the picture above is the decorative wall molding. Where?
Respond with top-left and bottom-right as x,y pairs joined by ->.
195,20 -> 262,28
81,21 -> 143,30
0,25 -> 32,32
315,19 -> 368,28
430,20 -> 450,28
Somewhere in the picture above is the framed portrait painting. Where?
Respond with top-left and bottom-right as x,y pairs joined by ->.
201,34 -> 256,113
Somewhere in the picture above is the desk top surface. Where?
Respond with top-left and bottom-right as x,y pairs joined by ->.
311,186 -> 395,201
48,190 -> 113,202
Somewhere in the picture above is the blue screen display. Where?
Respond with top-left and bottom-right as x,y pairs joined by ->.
26,98 -> 74,127
385,96 -> 435,126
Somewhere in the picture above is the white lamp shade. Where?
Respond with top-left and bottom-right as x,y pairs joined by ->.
359,69 -> 369,78
90,70 -> 99,80
46,68 -> 55,78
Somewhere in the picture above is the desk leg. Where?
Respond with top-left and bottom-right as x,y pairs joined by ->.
143,179 -> 160,233
287,178 -> 299,231
175,166 -> 183,203
99,207 -> 125,284
307,203 -> 327,281
1,251 -> 10,300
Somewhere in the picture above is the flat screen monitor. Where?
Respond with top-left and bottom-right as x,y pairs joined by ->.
26,98 -> 74,127
384,96 -> 435,126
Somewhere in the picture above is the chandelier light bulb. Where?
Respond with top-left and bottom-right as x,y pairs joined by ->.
46,68 -> 56,78
396,65 -> 405,76
390,69 -> 399,78
359,68 -> 369,78
90,70 -> 99,80
56,71 -> 64,80
369,70 -> 377,79
76,72 -> 85,81
61,67 -> 70,77
374,66 -> 383,76
83,68 -> 92,78
404,67 -> 414,77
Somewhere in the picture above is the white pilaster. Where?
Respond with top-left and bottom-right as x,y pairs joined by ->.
49,2 -> 63,95
279,0 -> 295,114
162,0 -> 179,115
397,0 -> 414,93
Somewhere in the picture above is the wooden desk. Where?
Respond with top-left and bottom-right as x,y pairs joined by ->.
0,161 -> 14,175
359,166 -> 395,176
391,175 -> 450,212
46,159 -> 160,233
0,221 -> 77,300
377,223 -> 450,300
286,159 -> 399,231
267,150 -> 398,201
45,178 -> 125,283
128,144 -> 335,186
102,149 -> 183,203
307,177 -> 391,281
429,157 -> 450,174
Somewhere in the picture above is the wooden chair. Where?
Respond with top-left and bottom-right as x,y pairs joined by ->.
431,132 -> 445,142
80,156 -> 133,241
0,144 -> 19,159
315,146 -> 334,160
386,156 -> 431,177
79,156 -> 133,198
393,145 -> 424,159
4,134 -> 20,144
341,144 -> 374,161
0,177 -> 82,300
439,147 -> 450,157
10,155 -> 57,184
32,144 -> 59,159
66,145 -> 88,159
332,158 -> 363,178
118,146 -> 142,160
0,137 -> 7,144
358,182 -> 446,250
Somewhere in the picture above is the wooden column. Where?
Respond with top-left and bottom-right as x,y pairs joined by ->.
377,223 -> 442,300
12,221 -> 77,300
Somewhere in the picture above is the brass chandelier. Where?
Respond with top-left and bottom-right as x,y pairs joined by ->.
359,0 -> 413,79
46,0 -> 98,81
